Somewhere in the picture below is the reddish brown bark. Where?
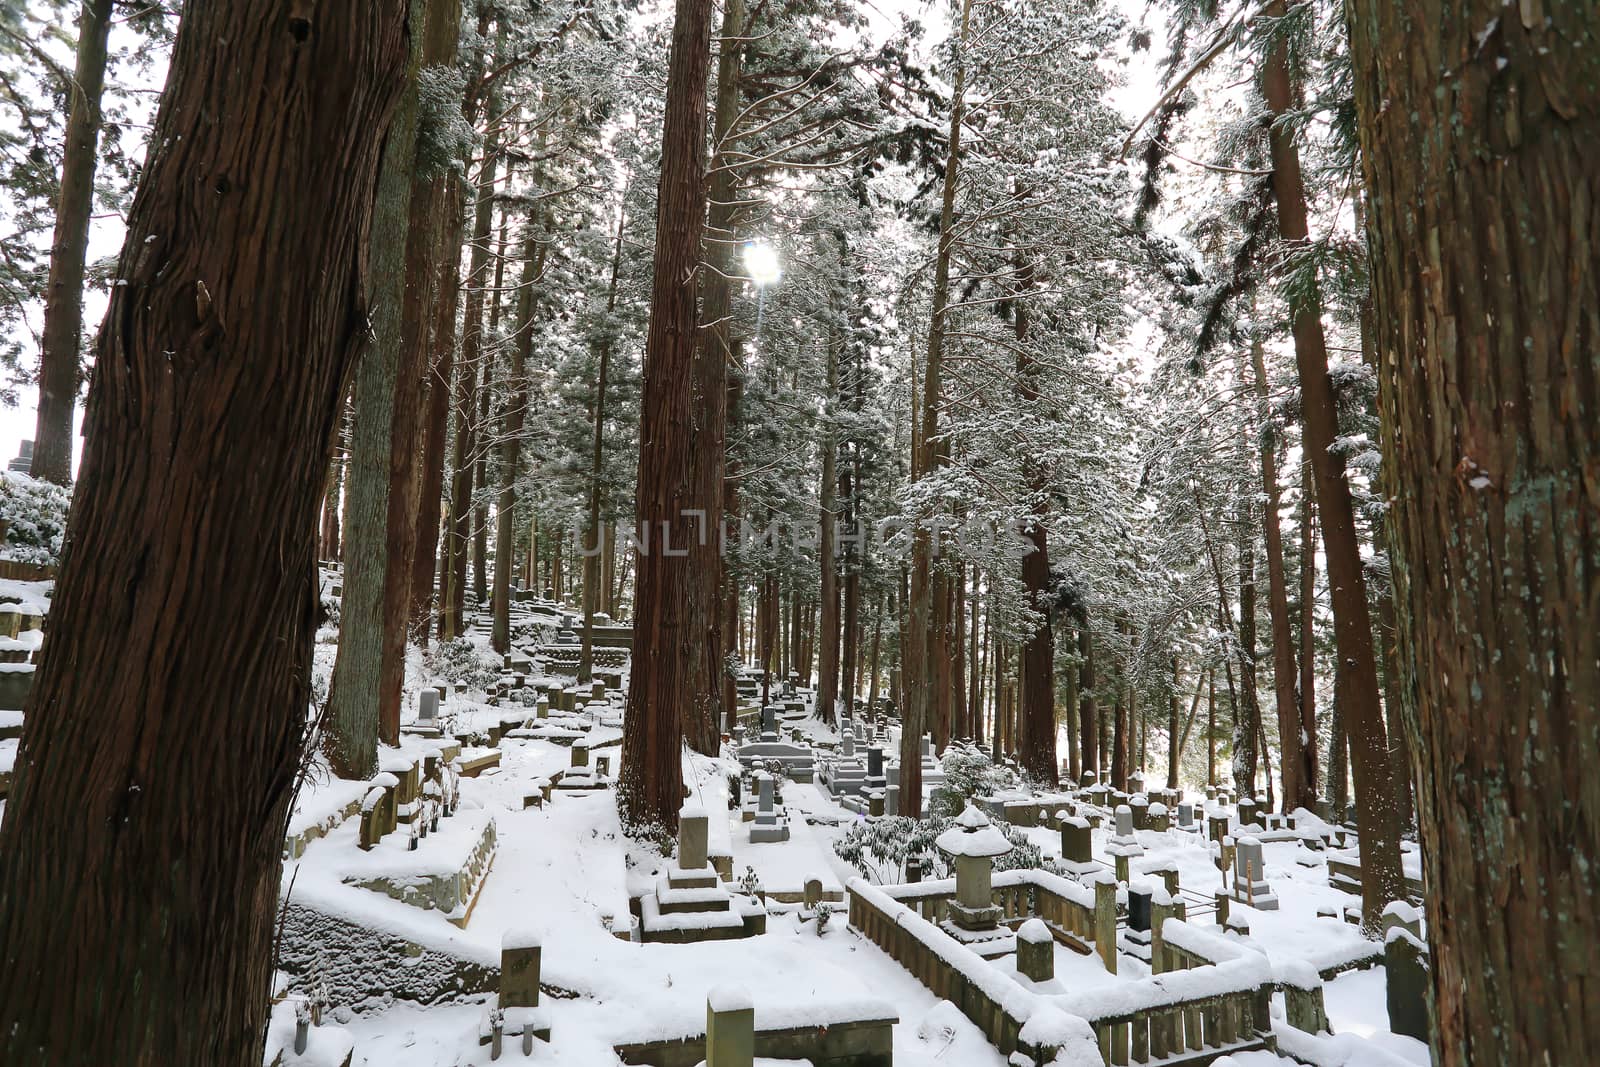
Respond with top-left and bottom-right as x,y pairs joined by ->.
0,2 -> 405,1060
31,0 -> 113,486
1261,0 -> 1404,927
619,0 -> 715,833
1347,0 -> 1599,1055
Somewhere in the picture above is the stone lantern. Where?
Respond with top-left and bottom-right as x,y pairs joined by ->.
936,803 -> 1013,932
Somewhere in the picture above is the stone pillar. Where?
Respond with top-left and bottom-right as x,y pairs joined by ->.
1016,918 -> 1054,983
678,805 -> 709,870
954,853 -> 993,911
706,987 -> 755,1067
1093,875 -> 1118,975
866,746 -> 883,778
1149,899 -> 1173,974
500,930 -> 541,1009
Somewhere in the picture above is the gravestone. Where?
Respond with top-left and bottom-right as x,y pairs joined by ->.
1178,802 -> 1195,830
419,689 -> 440,722
1016,918 -> 1054,983
1238,797 -> 1261,829
1384,928 -> 1431,1042
1060,818 -> 1092,865
500,930 -> 542,1009
750,772 -> 789,843
1116,805 -> 1134,838
804,877 -> 823,909
706,988 -> 755,1067
678,805 -> 709,871
1232,836 -> 1279,909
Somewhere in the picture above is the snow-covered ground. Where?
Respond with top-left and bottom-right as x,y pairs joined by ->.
276,704 -> 1427,1067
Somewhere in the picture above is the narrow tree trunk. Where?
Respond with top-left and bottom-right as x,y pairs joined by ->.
323,0 -> 431,775
721,368 -> 744,728
493,225 -> 543,654
0,5 -> 405,1059
1167,657 -> 1181,790
1236,495 -> 1262,795
1262,1 -> 1404,927
409,184 -> 466,644
578,209 -> 625,677
817,335 -> 841,723
1206,670 -> 1216,786
1251,333 -> 1311,811
619,0 -> 715,834
31,0 -> 113,485
1014,236 -> 1056,783
1347,0 -> 1599,1051
1078,625 -> 1097,781
902,0 -> 974,817
1298,456 -> 1319,794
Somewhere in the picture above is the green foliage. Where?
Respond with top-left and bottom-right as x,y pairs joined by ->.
0,471 -> 69,565
833,811 -> 1043,884
423,637 -> 499,691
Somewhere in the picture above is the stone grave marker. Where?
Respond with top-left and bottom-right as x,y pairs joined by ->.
1016,918 -> 1054,983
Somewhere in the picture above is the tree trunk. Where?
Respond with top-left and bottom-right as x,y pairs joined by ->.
494,226 -> 543,654
1261,0 -> 1404,929
323,0 -> 431,775
1250,337 -> 1309,811
1014,242 -> 1055,784
817,335 -> 841,723
1235,495 -> 1262,795
1297,455 -> 1319,795
1346,0 -> 1599,1053
902,0 -> 974,816
721,368 -> 744,728
0,4 -> 405,1060
1375,585 -> 1414,829
442,122 -> 499,640
30,0 -> 113,486
619,0 -> 715,834
1078,625 -> 1097,781
1206,670 -> 1216,786
578,209 -> 625,676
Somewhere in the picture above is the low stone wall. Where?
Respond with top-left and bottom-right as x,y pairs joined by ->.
276,898 -> 496,1011
849,872 -> 1283,1067
614,1014 -> 894,1067
847,878 -> 1098,1064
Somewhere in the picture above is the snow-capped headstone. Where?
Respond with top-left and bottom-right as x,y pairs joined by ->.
1232,836 -> 1278,910
1016,918 -> 1054,983
678,804 -> 709,871
706,987 -> 755,1067
418,688 -> 439,722
500,929 -> 542,1009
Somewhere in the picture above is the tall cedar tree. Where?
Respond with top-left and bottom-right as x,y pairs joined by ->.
0,1 -> 406,1061
1259,0 -> 1404,927
620,0 -> 715,833
1346,0 -> 1599,1058
324,0 -> 431,777
31,0 -> 113,485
